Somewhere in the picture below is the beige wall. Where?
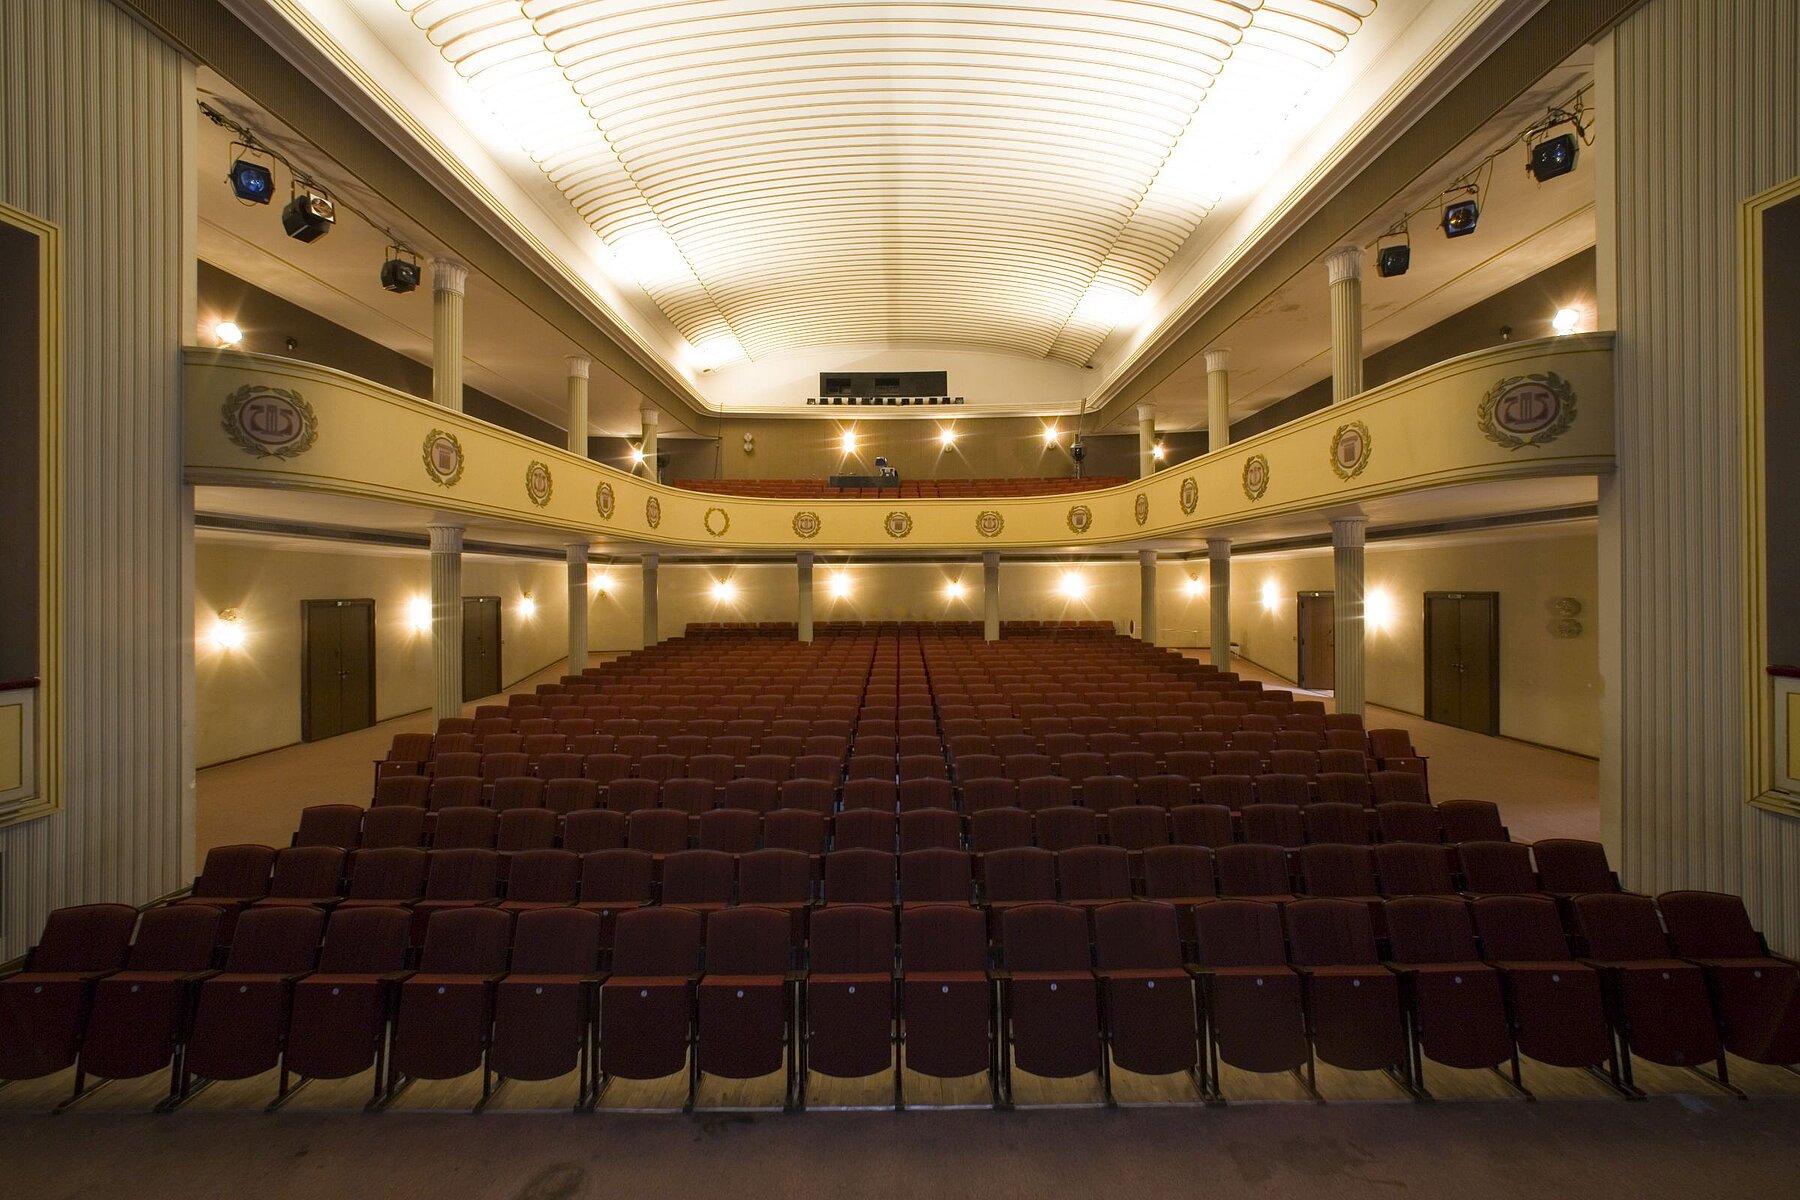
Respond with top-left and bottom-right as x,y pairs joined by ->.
1229,528 -> 1600,756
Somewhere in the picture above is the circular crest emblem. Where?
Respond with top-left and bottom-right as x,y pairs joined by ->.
792,510 -> 822,539
975,510 -> 1005,538
595,481 -> 615,519
1330,421 -> 1373,482
422,429 -> 464,487
645,495 -> 662,528
1179,476 -> 1199,515
884,511 -> 914,539
524,460 -> 554,507
1478,372 -> 1577,450
1067,504 -> 1094,535
703,506 -> 731,537
1134,493 -> 1149,526
221,385 -> 317,459
1242,454 -> 1270,502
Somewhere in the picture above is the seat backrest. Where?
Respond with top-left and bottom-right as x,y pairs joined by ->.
1531,839 -> 1618,894
1457,840 -> 1538,894
1302,802 -> 1371,845
899,847 -> 973,903
901,903 -> 988,972
1192,899 -> 1287,968
1080,776 -> 1135,815
1284,898 -> 1380,967
1314,772 -> 1371,807
1216,843 -> 1292,897
295,804 -> 364,848
1573,892 -> 1673,960
1017,775 -> 1074,812
1298,844 -> 1377,897
427,775 -> 484,811
510,908 -> 603,974
1058,845 -> 1132,901
1169,804 -> 1233,849
738,848 -> 813,905
969,807 -> 1034,853
661,778 -> 717,816
898,808 -> 962,852
127,905 -> 224,971
424,848 -> 501,900
561,808 -> 627,853
704,905 -> 791,975
627,808 -> 690,855
1657,890 -> 1765,959
317,906 -> 413,973
611,907 -> 704,976
1141,845 -> 1215,900
763,807 -> 829,854
347,847 -> 428,900
269,846 -> 346,899
490,776 -> 545,812
1374,802 -> 1442,845
824,847 -> 895,904
981,846 -> 1057,902
809,904 -> 895,974
1000,903 -> 1091,972
662,849 -> 736,905
1438,799 -> 1506,843
497,807 -> 559,853
1370,770 -> 1428,806
1105,805 -> 1169,851
1034,805 -> 1098,851
1373,842 -> 1457,896
431,806 -> 499,850
777,778 -> 835,815
698,808 -> 762,854
898,777 -> 954,812
578,848 -> 655,903
1241,804 -> 1304,848
193,843 -> 277,899
1385,895 -> 1481,963
1093,900 -> 1183,971
221,906 -> 325,975
835,808 -> 897,852
1470,895 -> 1574,962
506,849 -> 580,903
27,903 -> 140,973
1199,775 -> 1255,811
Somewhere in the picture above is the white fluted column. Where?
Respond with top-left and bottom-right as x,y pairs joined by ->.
1207,538 -> 1232,671
1139,549 -> 1158,643
1205,348 -> 1231,452
797,552 -> 815,643
982,552 -> 1001,642
640,409 -> 659,480
428,523 -> 464,720
431,261 -> 467,412
641,553 -> 659,648
565,356 -> 590,457
565,542 -> 589,674
1331,517 -> 1367,718
1137,404 -> 1158,478
1327,247 -> 1364,402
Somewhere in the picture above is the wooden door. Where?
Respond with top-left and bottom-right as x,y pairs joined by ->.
1296,592 -> 1335,690
463,596 -> 503,701
301,599 -> 376,742
1424,592 -> 1499,735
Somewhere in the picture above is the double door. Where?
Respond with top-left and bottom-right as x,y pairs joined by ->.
463,595 -> 503,702
302,599 -> 376,742
1425,592 -> 1499,735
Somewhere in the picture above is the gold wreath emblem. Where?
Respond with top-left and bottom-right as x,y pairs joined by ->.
645,496 -> 662,528
221,385 -> 318,459
422,429 -> 464,487
884,511 -> 914,539
792,511 -> 822,539
1329,421 -> 1372,482
1242,454 -> 1269,502
595,481 -> 615,519
975,510 -> 1005,538
1067,504 -> 1094,534
524,460 -> 554,507
703,506 -> 731,537
1134,493 -> 1149,526
1179,476 -> 1199,515
1478,372 -> 1578,450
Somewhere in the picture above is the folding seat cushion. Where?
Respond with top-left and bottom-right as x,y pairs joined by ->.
899,808 -> 963,853
1142,845 -> 1217,920
537,754 -> 587,786
712,736 -> 757,763
1532,839 -> 1620,894
835,808 -> 897,853
1135,775 -> 1190,810
296,804 -> 364,849
523,734 -> 568,761
764,809 -> 829,856
667,735 -> 710,760
778,778 -> 836,816
490,777 -> 545,812
1458,840 -> 1539,895
1656,890 -> 1800,1066
1057,846 -> 1133,910
1283,898 -> 1408,1074
499,849 -> 580,913
969,807 -> 1034,853
992,733 -> 1038,760
627,809 -> 690,857
1080,776 -> 1135,816
432,806 -> 499,850
1192,900 -> 1308,1076
411,849 -> 503,939
661,778 -> 716,817
698,808 -> 762,854
601,907 -> 705,1081
583,753 -> 632,789
698,906 -> 794,1082
661,850 -> 737,916
824,848 -> 896,906
489,908 -> 605,1084
0,903 -> 139,1080
76,905 -> 224,1083
843,779 -> 898,811
1106,805 -> 1169,852
339,847 -> 429,909
1303,802 -> 1372,846
1199,775 -> 1255,812
174,843 -> 277,932
1216,844 -> 1295,903
382,732 -> 434,776
1375,802 -> 1442,845
723,777 -> 780,815
540,778 -> 597,817
1470,895 -> 1613,1069
1241,804 -> 1304,848
562,809 -> 627,854
1438,799 -> 1507,844
900,848 -> 974,905
1034,805 -> 1099,851
1374,843 -> 1458,897
803,905 -> 897,1079
1093,901 -> 1198,1077
1383,896 -> 1513,1071
743,754 -> 793,783
434,752 -> 483,781
1574,893 -> 1721,1069
1089,732 -> 1132,759
1169,804 -> 1233,849
255,846 -> 347,908
176,905 -> 327,1086
428,775 -> 485,812
394,906 -> 513,1083
999,904 -> 1102,1079
900,904 -> 994,1081
282,906 -> 413,1085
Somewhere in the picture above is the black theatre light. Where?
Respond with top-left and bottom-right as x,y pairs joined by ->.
282,189 -> 336,242
1441,187 -> 1480,238
1375,226 -> 1411,278
228,157 -> 274,204
380,246 -> 420,294
1528,132 -> 1579,182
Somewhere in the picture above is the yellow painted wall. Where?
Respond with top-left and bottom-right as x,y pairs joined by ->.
1229,528 -> 1600,755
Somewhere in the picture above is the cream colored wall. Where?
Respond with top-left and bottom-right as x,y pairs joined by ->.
1228,528 -> 1600,756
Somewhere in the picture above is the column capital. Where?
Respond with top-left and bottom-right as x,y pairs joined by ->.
564,541 -> 590,565
565,355 -> 591,379
1330,515 -> 1368,547
796,551 -> 814,568
982,550 -> 1000,567
1136,404 -> 1157,423
432,260 -> 468,296
427,523 -> 464,554
1326,246 -> 1362,286
641,408 -> 661,428
1203,348 -> 1231,374
1139,549 -> 1158,566
1206,536 -> 1231,558
641,552 -> 659,569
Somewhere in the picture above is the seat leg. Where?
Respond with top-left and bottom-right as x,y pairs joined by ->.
52,1068 -> 112,1114
265,1071 -> 312,1113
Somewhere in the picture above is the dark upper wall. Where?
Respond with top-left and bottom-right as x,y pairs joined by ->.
0,223 -> 41,681
1763,197 -> 1800,666
1229,248 -> 1598,443
197,261 -> 566,446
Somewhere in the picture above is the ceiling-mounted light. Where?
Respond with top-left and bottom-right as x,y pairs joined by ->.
1441,185 -> 1480,239
608,226 -> 689,287
688,333 -> 744,372
1375,223 -> 1411,278
227,145 -> 274,204
1528,132 -> 1580,183
1073,283 -> 1148,327
282,187 -> 336,242
213,320 -> 243,348
380,245 -> 421,294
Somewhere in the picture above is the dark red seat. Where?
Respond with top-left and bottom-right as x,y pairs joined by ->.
75,905 -> 224,1089
1093,901 -> 1198,1081
661,850 -> 736,916
899,904 -> 994,1089
1283,898 -> 1409,1080
824,848 -> 895,906
998,904 -> 1101,1084
390,907 -> 514,1086
1384,896 -> 1516,1086
900,848 -> 974,906
1657,890 -> 1799,1068
1470,895 -> 1615,1074
697,906 -> 794,1092
599,907 -> 704,1085
1193,900 -> 1309,1086
1573,892 -> 1723,1076
805,905 -> 897,1084
575,849 -> 656,953
490,908 -> 605,1096
295,804 -> 363,849
1458,840 -> 1539,895
280,906 -> 413,1098
1532,838 -> 1620,894
498,849 -> 580,913
0,903 -> 139,1081
969,807 -> 1034,853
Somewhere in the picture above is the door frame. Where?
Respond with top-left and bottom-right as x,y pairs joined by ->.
462,594 -> 504,702
300,598 -> 377,743
1423,591 -> 1500,736
1296,591 -> 1334,691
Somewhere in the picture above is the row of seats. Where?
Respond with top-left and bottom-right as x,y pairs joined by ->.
670,477 -> 1131,499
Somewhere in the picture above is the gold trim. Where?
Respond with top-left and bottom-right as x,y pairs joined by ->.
1179,476 -> 1198,514
220,384 -> 317,459
792,510 -> 821,539
595,480 -> 615,519
422,428 -> 464,487
524,460 -> 554,507
645,494 -> 662,528
1066,504 -> 1094,534
1330,420 -> 1373,481
1242,453 -> 1270,501
1478,373 -> 1578,450
975,510 -> 1004,538
884,511 -> 914,539
703,506 -> 731,537
1133,493 -> 1149,526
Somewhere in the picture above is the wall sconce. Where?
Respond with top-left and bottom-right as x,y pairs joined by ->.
1058,571 -> 1088,600
589,570 -> 611,596
828,571 -> 852,600
939,427 -> 958,449
742,433 -> 755,455
629,444 -> 646,466
213,320 -> 243,348
407,596 -> 433,633
518,591 -> 537,619
1260,580 -> 1280,612
1042,425 -> 1061,447
1365,587 -> 1395,632
211,607 -> 246,650
1185,574 -> 1205,598
944,578 -> 966,600
713,578 -> 738,603
1547,596 -> 1583,638
1152,442 -> 1167,461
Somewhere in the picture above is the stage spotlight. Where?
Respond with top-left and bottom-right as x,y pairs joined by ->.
228,157 -> 275,204
1441,188 -> 1480,238
282,188 -> 336,242
380,247 -> 420,294
1376,243 -> 1411,277
1528,132 -> 1579,182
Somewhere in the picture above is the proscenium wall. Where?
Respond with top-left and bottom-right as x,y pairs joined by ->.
1228,528 -> 1600,756
0,0 -> 190,954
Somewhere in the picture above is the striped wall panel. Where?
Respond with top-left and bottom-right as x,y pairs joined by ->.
1611,0 -> 1800,952
0,0 -> 190,955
